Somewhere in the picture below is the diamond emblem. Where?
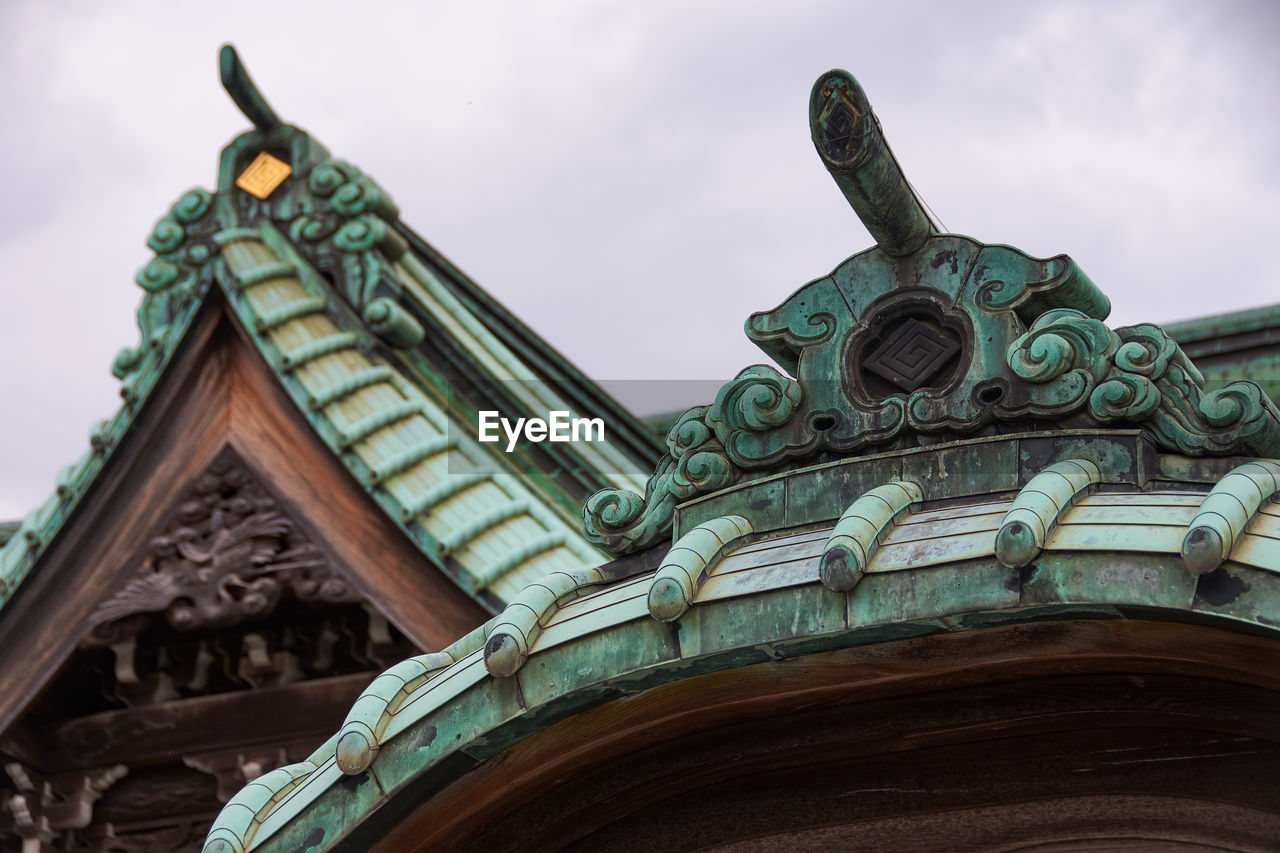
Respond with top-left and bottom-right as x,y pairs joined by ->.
235,151 -> 292,199
863,318 -> 961,392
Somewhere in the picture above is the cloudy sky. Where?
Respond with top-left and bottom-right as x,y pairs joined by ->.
1,0 -> 1277,518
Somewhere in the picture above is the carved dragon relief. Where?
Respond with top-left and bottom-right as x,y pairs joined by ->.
584,70 -> 1280,556
87,451 -> 359,642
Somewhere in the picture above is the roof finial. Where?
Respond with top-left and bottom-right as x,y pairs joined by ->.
810,70 -> 936,256
219,44 -> 282,132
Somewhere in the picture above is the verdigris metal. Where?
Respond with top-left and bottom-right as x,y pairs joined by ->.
200,64 -> 1280,853
809,70 -> 935,256
3,45 -> 669,621
820,480 -> 921,592
584,70 -> 1280,556
204,447 -> 1280,851
112,188 -> 219,399
219,43 -> 282,132
647,515 -> 753,622
483,567 -> 607,678
1165,303 -> 1280,401
995,459 -> 1102,569
1182,460 -> 1280,574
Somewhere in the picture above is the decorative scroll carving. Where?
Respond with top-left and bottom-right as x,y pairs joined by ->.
583,71 -> 1280,557
112,188 -> 219,396
267,159 -> 427,350
1007,310 -> 1280,456
222,155 -> 424,348
584,367 -> 799,554
88,451 -> 360,640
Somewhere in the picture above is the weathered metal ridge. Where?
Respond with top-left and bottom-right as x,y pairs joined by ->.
201,430 -> 1280,852
0,46 -> 664,615
583,71 -> 1280,557
201,69 -> 1280,852
1165,301 -> 1280,401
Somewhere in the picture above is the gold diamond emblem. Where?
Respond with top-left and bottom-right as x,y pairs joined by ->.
235,151 -> 292,199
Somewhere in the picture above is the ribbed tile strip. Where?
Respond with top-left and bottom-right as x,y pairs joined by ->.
337,400 -> 424,448
233,261 -> 297,289
279,332 -> 360,370
399,471 -> 488,520
440,501 -> 529,553
255,297 -> 328,333
212,227 -> 262,247
370,434 -> 457,484
474,532 -> 567,586
307,366 -> 395,410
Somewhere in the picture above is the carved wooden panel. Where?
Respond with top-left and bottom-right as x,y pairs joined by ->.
87,448 -> 360,643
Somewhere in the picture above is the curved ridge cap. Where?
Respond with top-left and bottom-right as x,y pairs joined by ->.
333,619 -> 494,776
996,459 -> 1103,569
203,733 -> 337,853
648,515 -> 754,623
483,567 -> 607,678
821,480 -> 923,592
1183,459 -> 1280,575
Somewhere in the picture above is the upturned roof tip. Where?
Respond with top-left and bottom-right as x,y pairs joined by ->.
219,44 -> 282,132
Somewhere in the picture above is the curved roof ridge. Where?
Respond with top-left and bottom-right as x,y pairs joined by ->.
0,186 -> 216,612
201,434 -> 1280,852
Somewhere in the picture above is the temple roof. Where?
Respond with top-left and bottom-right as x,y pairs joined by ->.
200,70 -> 1280,852
203,428 -> 1280,852
0,46 -> 660,619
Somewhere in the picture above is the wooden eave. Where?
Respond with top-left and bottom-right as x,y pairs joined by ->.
376,619 -> 1280,852
0,295 -> 488,736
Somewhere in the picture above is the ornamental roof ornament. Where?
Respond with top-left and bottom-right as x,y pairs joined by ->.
584,70 -> 1280,556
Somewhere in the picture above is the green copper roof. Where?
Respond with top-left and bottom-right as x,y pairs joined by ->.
581,73 -> 1280,558
202,431 -> 1280,853
0,46 -> 660,617
201,68 -> 1280,853
217,226 -> 605,603
1165,302 -> 1280,402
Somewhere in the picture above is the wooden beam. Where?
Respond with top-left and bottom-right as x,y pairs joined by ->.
0,302 -> 232,735
44,672 -> 373,772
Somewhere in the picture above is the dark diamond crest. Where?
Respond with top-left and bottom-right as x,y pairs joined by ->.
864,318 -> 961,392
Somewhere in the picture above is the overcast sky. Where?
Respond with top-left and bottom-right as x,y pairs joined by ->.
1,0 -> 1277,518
